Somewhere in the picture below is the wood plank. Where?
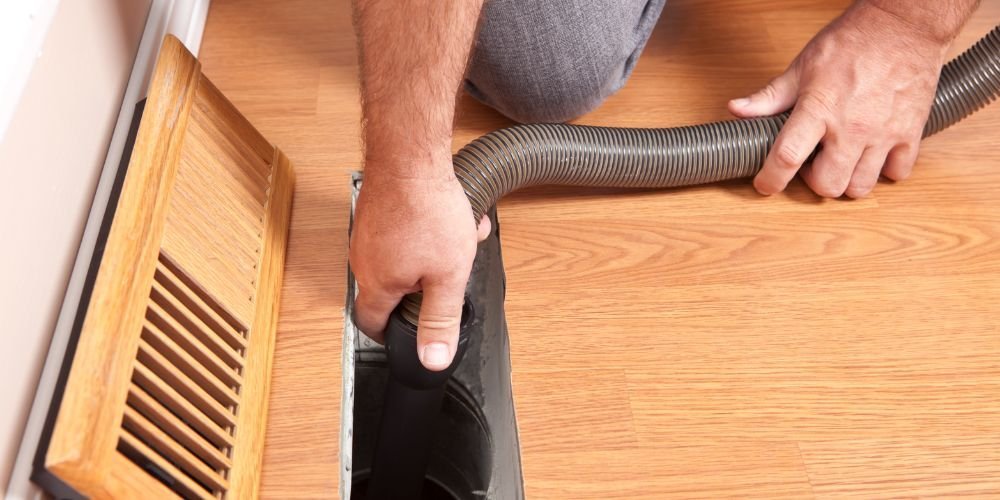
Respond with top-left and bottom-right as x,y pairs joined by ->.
799,436 -> 1000,498
509,276 -> 1000,371
521,443 -> 814,499
511,369 -> 636,454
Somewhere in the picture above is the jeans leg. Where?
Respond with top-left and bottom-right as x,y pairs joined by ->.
466,0 -> 667,123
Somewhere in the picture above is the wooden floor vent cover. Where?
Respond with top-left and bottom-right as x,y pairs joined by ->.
32,35 -> 294,500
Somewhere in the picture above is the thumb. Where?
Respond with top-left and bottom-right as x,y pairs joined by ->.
729,70 -> 798,118
414,282 -> 465,371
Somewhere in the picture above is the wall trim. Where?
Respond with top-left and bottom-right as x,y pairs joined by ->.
5,1 -> 211,498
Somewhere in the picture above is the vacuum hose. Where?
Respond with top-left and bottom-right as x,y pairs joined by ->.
368,25 -> 1000,499
397,24 -> 1000,325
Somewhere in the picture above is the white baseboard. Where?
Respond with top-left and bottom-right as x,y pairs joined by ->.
4,1 -> 210,498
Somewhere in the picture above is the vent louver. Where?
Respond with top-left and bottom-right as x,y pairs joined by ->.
118,252 -> 247,499
33,35 -> 294,500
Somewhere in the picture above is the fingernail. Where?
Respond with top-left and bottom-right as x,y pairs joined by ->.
731,97 -> 751,107
421,342 -> 451,368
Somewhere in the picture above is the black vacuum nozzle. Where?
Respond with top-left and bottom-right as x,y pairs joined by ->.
364,299 -> 474,500
385,299 -> 473,389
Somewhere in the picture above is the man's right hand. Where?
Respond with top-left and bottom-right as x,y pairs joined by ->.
351,0 -> 488,370
350,166 -> 490,371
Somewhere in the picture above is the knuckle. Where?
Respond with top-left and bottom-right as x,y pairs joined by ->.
798,91 -> 836,118
827,150 -> 856,171
890,129 -> 914,144
418,313 -> 461,335
759,83 -> 779,101
774,143 -> 806,169
843,119 -> 870,137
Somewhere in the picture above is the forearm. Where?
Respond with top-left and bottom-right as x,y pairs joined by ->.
352,0 -> 486,179
862,0 -> 979,45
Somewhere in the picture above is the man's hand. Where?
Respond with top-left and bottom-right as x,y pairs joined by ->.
730,1 -> 978,198
351,171 -> 490,371
351,0 -> 486,370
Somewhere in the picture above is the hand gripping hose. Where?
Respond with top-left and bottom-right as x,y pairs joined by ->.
397,24 -> 1000,325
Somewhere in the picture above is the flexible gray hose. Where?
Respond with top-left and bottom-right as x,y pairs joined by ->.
399,24 -> 1000,325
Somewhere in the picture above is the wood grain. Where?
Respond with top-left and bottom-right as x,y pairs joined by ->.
229,147 -> 295,500
798,436 -> 1000,498
46,34 -> 201,497
195,0 -> 1000,498
43,35 -> 295,499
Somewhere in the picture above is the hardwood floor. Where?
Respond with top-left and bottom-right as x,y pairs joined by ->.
197,1 -> 1000,497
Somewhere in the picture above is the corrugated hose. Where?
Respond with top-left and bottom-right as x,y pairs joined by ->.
399,24 -> 1000,325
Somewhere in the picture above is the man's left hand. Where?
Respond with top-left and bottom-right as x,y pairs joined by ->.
729,1 -> 952,199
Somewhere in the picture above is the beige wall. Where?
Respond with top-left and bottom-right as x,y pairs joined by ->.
0,0 -> 152,492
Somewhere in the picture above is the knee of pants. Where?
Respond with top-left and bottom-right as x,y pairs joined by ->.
466,0 -> 664,124
465,60 -> 622,124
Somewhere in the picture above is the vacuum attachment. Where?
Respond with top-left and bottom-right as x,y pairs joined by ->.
364,300 -> 473,500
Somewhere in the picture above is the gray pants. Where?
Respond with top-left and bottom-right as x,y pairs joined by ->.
467,0 -> 667,123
